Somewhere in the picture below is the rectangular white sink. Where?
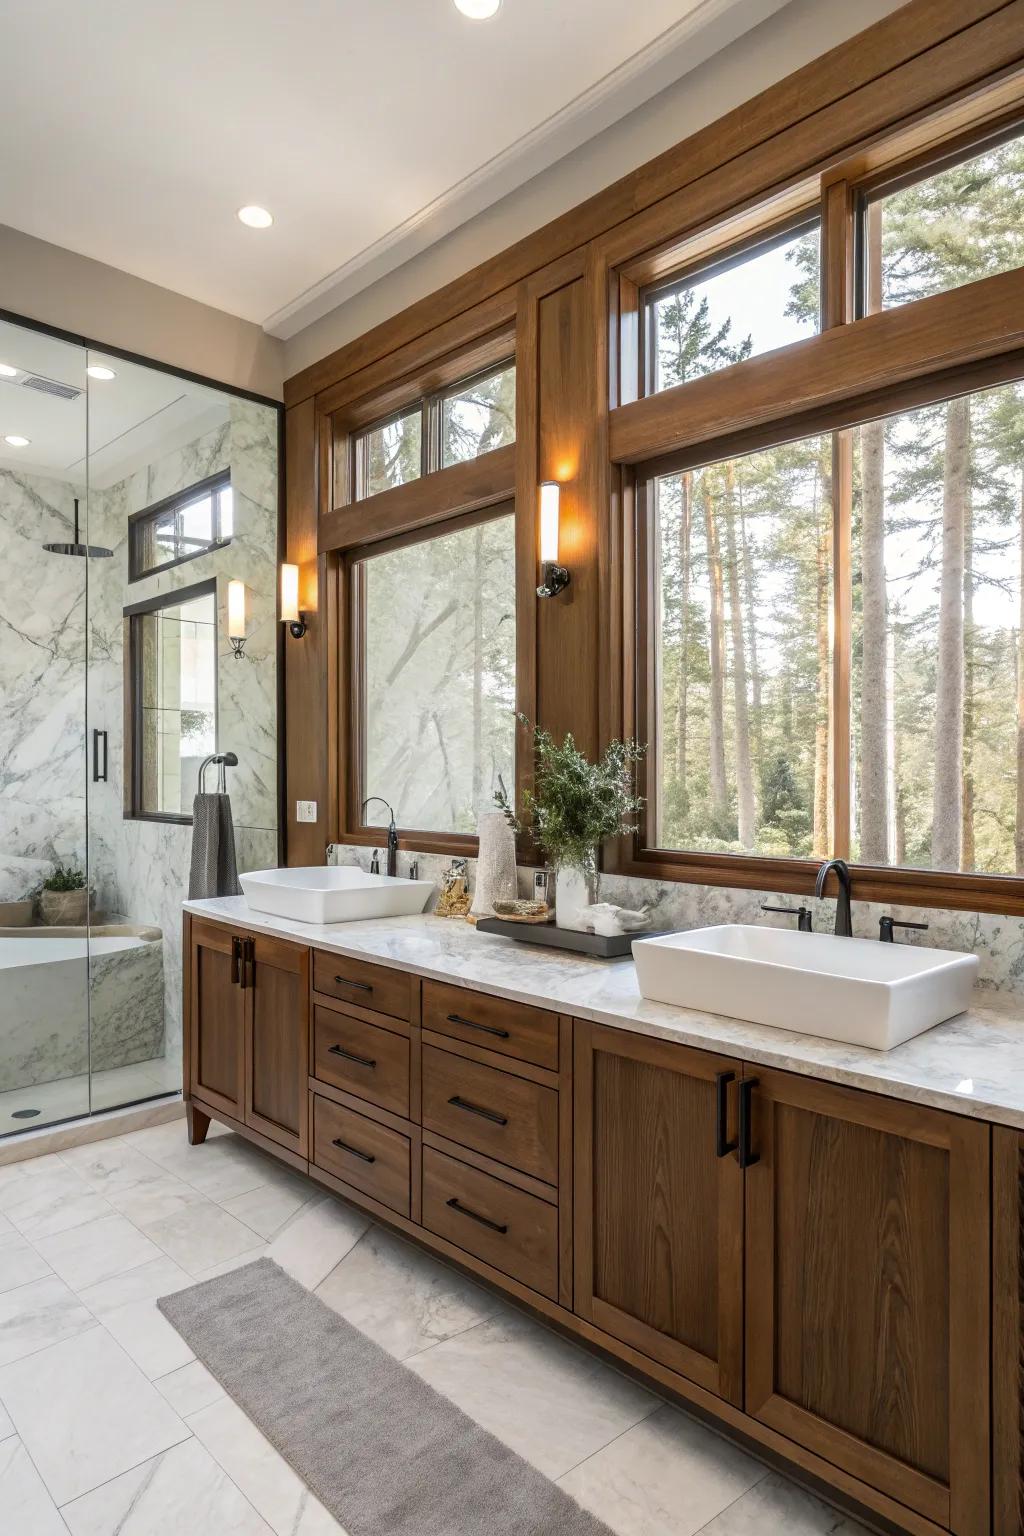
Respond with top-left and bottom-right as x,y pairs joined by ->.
239,866 -> 434,926
632,924 -> 978,1050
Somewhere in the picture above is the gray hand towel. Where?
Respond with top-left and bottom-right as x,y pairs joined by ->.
189,792 -> 243,899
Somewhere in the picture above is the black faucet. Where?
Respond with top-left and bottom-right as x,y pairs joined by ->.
879,916 -> 929,943
815,858 -> 853,937
362,797 -> 398,877
761,903 -> 813,932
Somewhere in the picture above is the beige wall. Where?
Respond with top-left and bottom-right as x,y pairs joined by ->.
282,0 -> 905,380
1,224 -> 283,400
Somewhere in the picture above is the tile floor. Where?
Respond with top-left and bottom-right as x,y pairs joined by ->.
0,1059 -> 180,1137
0,1119 -> 870,1535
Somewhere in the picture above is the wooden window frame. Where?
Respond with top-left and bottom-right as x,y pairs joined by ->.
610,88 -> 1024,915
123,576 -> 219,826
127,469 -> 232,582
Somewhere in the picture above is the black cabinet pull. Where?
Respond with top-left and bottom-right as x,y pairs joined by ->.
446,1197 -> 507,1235
92,728 -> 108,783
230,935 -> 241,986
738,1078 -> 760,1169
334,976 -> 372,993
331,1138 -> 375,1164
447,1095 -> 508,1126
243,936 -> 255,989
328,1044 -> 376,1069
446,1012 -> 510,1040
715,1071 -> 737,1158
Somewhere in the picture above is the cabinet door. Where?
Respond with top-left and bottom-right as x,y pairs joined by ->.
744,1069 -> 989,1535
245,933 -> 310,1158
574,1021 -> 743,1404
188,918 -> 245,1120
993,1126 -> 1024,1536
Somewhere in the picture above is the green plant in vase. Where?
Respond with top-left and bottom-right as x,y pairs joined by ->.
495,717 -> 645,930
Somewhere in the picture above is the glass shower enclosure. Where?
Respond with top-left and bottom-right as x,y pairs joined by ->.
0,314 -> 280,1136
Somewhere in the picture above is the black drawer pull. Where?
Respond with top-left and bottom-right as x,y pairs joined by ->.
715,1071 -> 737,1158
446,1012 -> 510,1040
230,935 -> 241,986
738,1077 -> 760,1169
446,1197 -> 507,1235
331,1138 -> 376,1164
334,975 -> 372,992
447,1095 -> 507,1126
328,1044 -> 376,1069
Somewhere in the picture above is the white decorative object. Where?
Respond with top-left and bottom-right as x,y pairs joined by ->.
579,901 -> 651,937
470,811 -> 518,919
555,863 -> 598,931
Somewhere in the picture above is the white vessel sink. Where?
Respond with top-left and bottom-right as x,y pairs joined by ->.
239,867 -> 434,926
632,924 -> 978,1050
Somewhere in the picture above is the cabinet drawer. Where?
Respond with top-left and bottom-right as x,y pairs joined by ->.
313,951 -> 412,1022
421,1044 -> 558,1184
313,1095 -> 410,1218
422,980 -> 558,1071
313,1005 -> 410,1118
423,1147 -> 557,1299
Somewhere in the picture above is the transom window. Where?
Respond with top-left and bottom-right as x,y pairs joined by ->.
128,470 -> 232,581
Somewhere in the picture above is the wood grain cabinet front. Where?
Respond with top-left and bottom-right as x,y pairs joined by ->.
188,918 -> 246,1122
421,1044 -> 559,1185
313,950 -> 413,1022
421,980 -> 559,1071
422,1146 -> 558,1300
313,1004 -> 410,1118
313,1094 -> 411,1218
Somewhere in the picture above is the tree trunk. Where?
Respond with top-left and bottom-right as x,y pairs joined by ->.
961,497 -> 975,871
674,472 -> 692,814
1016,469 -> 1024,874
738,491 -> 763,778
724,465 -> 756,847
471,525 -> 484,814
812,450 -> 832,858
858,418 -> 889,862
931,395 -> 969,871
703,474 -> 728,822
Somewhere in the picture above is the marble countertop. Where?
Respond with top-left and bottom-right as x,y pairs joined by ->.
184,896 -> 1024,1131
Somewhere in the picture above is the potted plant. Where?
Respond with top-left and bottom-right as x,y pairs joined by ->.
496,719 -> 645,930
39,860 -> 89,927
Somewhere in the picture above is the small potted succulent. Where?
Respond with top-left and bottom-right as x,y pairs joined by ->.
496,718 -> 645,930
39,860 -> 90,927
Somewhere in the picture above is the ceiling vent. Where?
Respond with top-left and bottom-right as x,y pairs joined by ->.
21,373 -> 83,402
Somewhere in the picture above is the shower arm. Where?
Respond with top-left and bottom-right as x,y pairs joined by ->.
198,752 -> 238,795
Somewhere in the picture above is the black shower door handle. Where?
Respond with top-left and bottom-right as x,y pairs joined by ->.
92,728 -> 108,783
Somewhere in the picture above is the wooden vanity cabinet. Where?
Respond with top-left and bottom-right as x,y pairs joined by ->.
187,917 -> 246,1122
993,1126 -> 1024,1536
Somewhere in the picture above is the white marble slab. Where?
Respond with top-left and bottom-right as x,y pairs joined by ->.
186,900 -> 1024,1130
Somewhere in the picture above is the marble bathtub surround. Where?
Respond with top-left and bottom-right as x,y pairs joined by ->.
186,896 -> 1024,1131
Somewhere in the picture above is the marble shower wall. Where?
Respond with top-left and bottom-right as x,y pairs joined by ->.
0,468 -> 88,902
87,397 -> 280,1067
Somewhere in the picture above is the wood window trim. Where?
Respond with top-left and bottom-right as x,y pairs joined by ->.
321,442 -> 515,554
338,499 -> 523,859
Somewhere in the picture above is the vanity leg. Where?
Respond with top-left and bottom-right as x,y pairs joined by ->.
186,1102 -> 211,1146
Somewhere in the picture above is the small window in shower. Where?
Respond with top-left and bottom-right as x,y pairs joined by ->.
125,579 -> 218,821
128,470 -> 233,581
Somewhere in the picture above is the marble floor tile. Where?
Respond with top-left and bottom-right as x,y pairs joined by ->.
558,1404 -> 766,1536
99,1295 -> 195,1379
5,1178 -> 113,1242
0,1325 -> 190,1506
189,1395 -> 346,1536
143,1197 -> 265,1275
0,1275 -> 95,1367
106,1170 -> 207,1229
59,1137 -> 166,1192
265,1195 -> 369,1290
316,1224 -> 499,1359
127,1126 -> 278,1203
0,1399 -> 14,1440
0,1159 -> 91,1224
222,1173 -> 317,1239
696,1471 -> 870,1534
191,1245 -> 267,1281
407,1306 -> 659,1480
34,1213 -> 163,1293
0,1231 -> 52,1294
61,1435 -> 274,1536
76,1253 -> 193,1317
0,1435 -> 69,1536
154,1358 -> 226,1417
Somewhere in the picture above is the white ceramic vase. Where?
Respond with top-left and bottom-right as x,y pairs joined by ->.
470,811 -> 518,918
555,863 -> 598,931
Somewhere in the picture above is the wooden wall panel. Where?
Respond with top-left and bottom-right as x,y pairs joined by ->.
284,399 -> 330,865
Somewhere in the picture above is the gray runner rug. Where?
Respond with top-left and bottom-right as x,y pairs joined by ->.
159,1257 -> 615,1536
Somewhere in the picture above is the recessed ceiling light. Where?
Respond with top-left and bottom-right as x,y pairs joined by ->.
454,0 -> 501,15
86,364 -> 116,381
4,435 -> 30,448
0,363 -> 17,378
237,205 -> 273,229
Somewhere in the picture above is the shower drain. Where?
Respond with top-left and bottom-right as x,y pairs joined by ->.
11,1109 -> 41,1120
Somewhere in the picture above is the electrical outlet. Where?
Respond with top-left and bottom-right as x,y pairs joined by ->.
296,800 -> 317,823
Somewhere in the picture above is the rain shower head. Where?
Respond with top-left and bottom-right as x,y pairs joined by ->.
43,498 -> 112,559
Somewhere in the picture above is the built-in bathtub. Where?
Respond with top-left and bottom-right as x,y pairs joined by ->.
0,924 -> 165,1092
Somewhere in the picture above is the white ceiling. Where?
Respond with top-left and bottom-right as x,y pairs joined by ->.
0,0 -> 780,340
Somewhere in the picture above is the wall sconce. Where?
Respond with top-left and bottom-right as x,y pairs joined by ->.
227,579 -> 248,660
537,481 -> 570,598
281,563 -> 307,638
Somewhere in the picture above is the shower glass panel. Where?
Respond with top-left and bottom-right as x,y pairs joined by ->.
0,318 -> 91,1134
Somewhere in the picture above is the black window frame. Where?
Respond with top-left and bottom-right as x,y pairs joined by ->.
128,469 -> 233,582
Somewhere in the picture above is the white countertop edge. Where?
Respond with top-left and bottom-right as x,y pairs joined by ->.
184,897 -> 1024,1132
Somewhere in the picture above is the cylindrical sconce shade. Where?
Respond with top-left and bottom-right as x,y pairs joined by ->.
280,563 -> 300,624
227,579 -> 246,639
539,482 -> 560,563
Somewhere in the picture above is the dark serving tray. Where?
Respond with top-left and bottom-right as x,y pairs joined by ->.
475,916 -> 665,959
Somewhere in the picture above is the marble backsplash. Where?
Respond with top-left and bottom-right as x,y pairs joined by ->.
329,842 -> 1024,1001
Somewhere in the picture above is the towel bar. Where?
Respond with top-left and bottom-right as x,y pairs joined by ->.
198,752 -> 238,795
